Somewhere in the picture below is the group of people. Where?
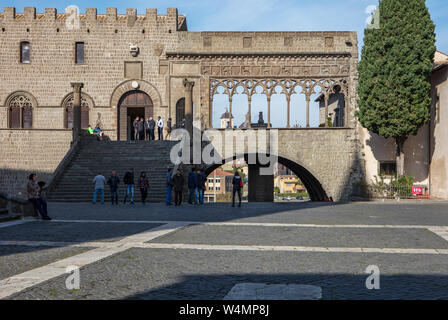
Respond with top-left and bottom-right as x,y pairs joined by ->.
87,124 -> 104,141
92,168 -> 151,205
91,167 -> 244,207
133,116 -> 173,141
165,168 -> 207,206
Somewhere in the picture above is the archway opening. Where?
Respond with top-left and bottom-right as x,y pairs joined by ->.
117,90 -> 153,141
203,154 -> 327,203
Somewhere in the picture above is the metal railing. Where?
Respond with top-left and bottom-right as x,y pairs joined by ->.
368,185 -> 429,200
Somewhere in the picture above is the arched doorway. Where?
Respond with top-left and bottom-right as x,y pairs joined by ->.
117,90 -> 153,141
203,154 -> 328,202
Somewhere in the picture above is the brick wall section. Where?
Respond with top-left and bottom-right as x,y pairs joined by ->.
0,130 -> 72,196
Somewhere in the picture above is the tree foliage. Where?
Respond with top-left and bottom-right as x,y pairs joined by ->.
357,0 -> 436,141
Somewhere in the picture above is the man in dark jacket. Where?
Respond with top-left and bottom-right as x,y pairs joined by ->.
133,117 -> 140,140
123,168 -> 135,204
148,117 -> 156,141
188,168 -> 197,205
196,169 -> 206,205
172,169 -> 184,206
107,170 -> 120,205
232,171 -> 243,207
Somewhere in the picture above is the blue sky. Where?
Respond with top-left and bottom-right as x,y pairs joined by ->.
2,0 -> 447,127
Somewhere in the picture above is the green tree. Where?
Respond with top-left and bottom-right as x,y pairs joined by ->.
357,0 -> 436,176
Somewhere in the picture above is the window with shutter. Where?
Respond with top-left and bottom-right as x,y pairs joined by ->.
22,107 -> 33,128
81,107 -> 89,128
64,94 -> 90,129
66,106 -> 74,129
9,107 -> 21,128
8,94 -> 34,128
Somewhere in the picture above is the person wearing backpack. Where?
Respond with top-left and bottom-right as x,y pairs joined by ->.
232,171 -> 243,208
123,168 -> 135,205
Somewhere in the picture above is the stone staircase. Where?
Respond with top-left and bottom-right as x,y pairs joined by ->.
47,136 -> 180,203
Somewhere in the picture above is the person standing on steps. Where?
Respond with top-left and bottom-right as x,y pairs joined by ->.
27,174 -> 51,220
165,117 -> 172,140
144,117 -> 151,141
232,171 -> 243,208
138,117 -> 145,141
138,171 -> 150,205
157,116 -> 164,141
188,168 -> 198,205
172,169 -> 184,206
166,168 -> 173,206
92,172 -> 106,205
133,117 -> 140,141
107,170 -> 120,205
123,168 -> 135,205
148,117 -> 156,141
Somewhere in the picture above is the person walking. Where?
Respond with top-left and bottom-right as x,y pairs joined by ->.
172,169 -> 184,206
107,170 -> 120,205
133,117 -> 140,141
165,117 -> 172,140
92,173 -> 106,205
188,168 -> 197,205
123,168 -> 135,205
181,118 -> 186,129
166,168 -> 173,206
138,118 -> 145,141
27,174 -> 51,220
157,116 -> 164,141
138,172 -> 150,205
196,169 -> 206,205
148,117 -> 156,141
232,171 -> 243,208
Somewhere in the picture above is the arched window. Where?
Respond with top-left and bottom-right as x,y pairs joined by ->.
64,95 -> 91,129
20,41 -> 30,64
8,94 -> 34,128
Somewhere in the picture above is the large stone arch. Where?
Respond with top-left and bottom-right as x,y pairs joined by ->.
110,80 -> 162,110
202,153 -> 328,202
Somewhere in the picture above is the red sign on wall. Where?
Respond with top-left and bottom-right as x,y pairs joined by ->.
412,187 -> 424,195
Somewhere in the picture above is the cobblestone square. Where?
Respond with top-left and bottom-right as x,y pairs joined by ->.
1,201 -> 448,300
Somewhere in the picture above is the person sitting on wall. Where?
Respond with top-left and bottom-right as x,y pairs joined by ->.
27,174 -> 51,220
93,125 -> 103,141
87,125 -> 94,135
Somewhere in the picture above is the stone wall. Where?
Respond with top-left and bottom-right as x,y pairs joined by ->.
430,65 -> 448,199
0,130 -> 72,195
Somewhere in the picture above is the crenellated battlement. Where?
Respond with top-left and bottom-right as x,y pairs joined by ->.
0,7 -> 187,30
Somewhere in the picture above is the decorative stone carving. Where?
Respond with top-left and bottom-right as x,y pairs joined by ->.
154,44 -> 164,57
